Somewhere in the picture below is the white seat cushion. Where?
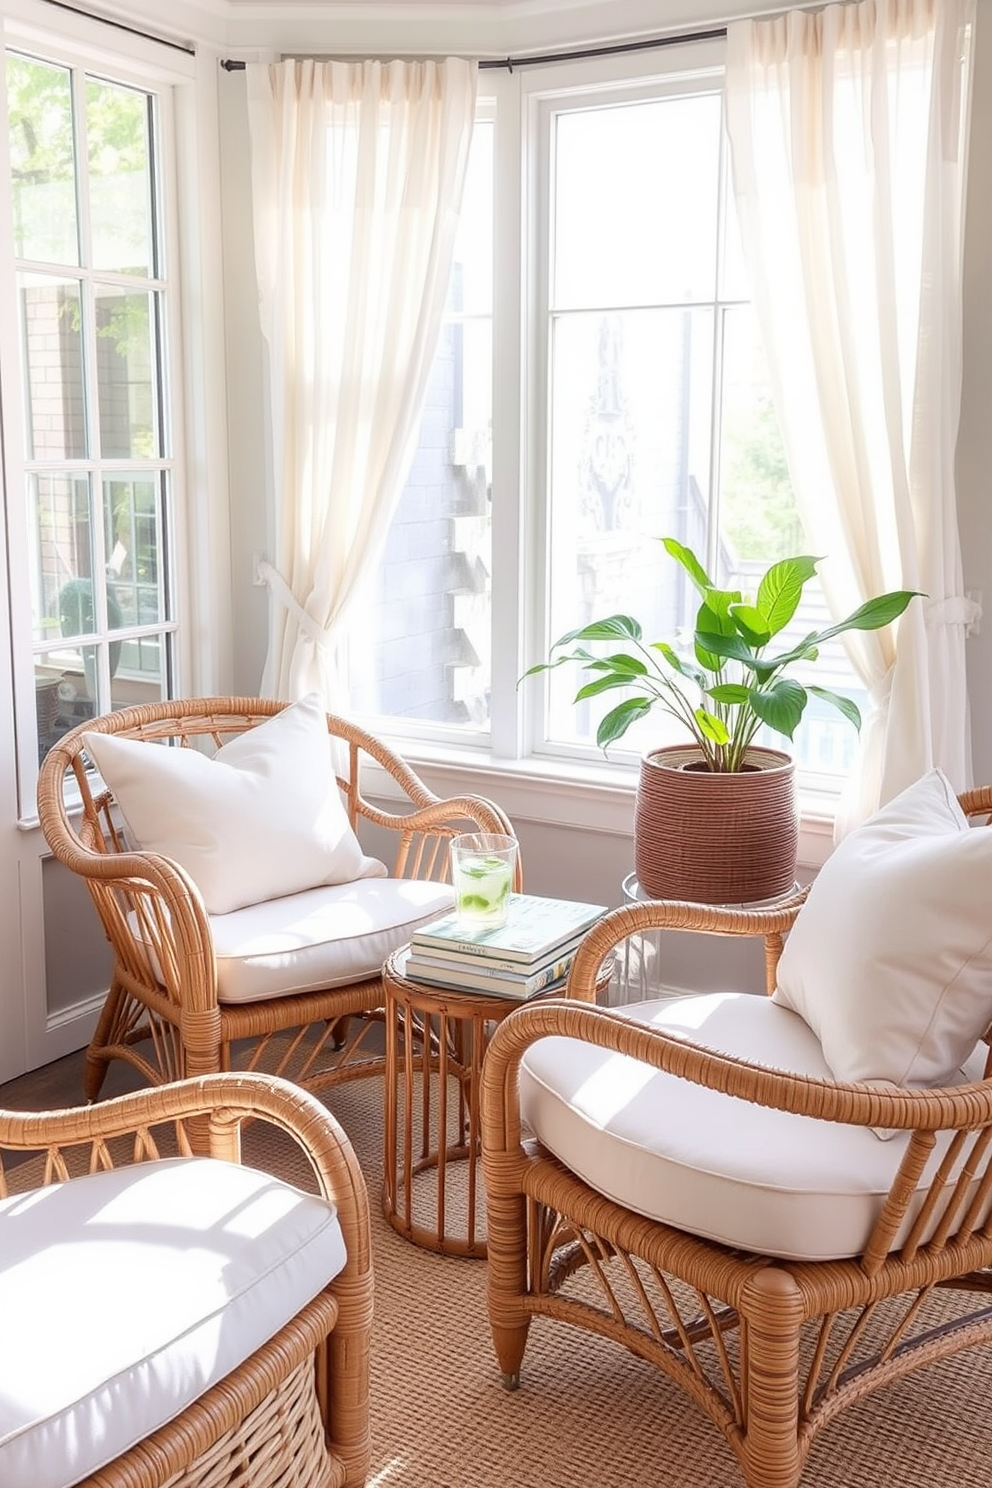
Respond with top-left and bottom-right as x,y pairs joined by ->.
0,1157 -> 346,1488
210,877 -> 456,1003
519,992 -> 988,1263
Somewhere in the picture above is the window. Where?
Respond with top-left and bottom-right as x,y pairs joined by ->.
540,80 -> 861,784
5,47 -> 179,766
346,47 -> 862,793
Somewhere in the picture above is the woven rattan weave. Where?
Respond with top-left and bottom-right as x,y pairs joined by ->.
0,1071 -> 373,1488
480,785 -> 992,1488
37,697 -> 517,1101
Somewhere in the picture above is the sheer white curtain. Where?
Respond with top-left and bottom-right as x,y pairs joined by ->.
724,0 -> 977,833
246,58 -> 477,705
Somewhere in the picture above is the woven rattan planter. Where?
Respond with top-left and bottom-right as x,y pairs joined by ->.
634,744 -> 798,906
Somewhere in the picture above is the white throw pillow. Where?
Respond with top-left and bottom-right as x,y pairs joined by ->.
83,693 -> 387,914
773,768 -> 992,1093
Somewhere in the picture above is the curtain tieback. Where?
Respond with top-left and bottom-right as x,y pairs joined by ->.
925,594 -> 982,635
256,559 -> 333,651
869,666 -> 895,710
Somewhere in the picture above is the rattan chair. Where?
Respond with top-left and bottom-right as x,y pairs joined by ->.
481,782 -> 992,1488
37,696 -> 519,1101
0,1070 -> 372,1488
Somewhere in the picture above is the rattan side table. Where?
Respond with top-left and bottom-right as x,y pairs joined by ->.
382,946 -> 612,1258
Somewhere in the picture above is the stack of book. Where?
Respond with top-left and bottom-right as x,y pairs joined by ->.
404,893 -> 608,1000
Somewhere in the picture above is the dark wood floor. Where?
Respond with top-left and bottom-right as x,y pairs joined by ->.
0,1045 -> 145,1112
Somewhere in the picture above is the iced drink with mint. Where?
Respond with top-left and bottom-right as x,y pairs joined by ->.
450,833 -> 518,927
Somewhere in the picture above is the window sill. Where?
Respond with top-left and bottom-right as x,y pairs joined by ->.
363,739 -> 837,874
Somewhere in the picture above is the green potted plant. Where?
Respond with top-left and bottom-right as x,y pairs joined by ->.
524,537 -> 920,903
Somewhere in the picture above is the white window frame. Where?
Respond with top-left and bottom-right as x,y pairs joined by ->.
354,42 -> 837,870
0,2 -> 226,827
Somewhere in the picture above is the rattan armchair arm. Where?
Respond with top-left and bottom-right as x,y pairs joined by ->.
357,791 -> 516,839
359,791 -> 523,888
560,893 -> 809,1004
0,1071 -> 371,1264
483,995 -> 992,1147
0,1074 -> 373,1361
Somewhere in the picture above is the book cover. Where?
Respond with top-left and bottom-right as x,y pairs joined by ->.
401,945 -> 576,999
407,928 -> 584,977
410,893 -> 607,964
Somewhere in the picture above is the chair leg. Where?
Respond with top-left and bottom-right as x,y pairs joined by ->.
485,1188 -> 532,1388
84,976 -> 129,1100
322,1272 -> 374,1488
740,1267 -> 805,1488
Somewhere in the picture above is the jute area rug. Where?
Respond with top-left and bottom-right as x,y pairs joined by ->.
252,1079 -> 991,1488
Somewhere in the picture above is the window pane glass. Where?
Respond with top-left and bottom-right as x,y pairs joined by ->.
348,118 -> 493,730
110,639 -> 167,706
546,304 -> 714,751
19,273 -> 87,459
541,86 -> 867,783
553,95 -> 721,309
35,650 -> 94,762
29,472 -> 93,644
103,474 -> 162,626
718,309 -> 863,778
719,308 -> 804,563
95,286 -> 158,457
5,54 -> 79,266
86,77 -> 154,277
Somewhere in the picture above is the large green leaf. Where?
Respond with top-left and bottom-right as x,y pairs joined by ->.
520,645 -> 602,680
706,683 -> 750,704
755,556 -> 820,636
695,630 -> 761,667
698,589 -> 741,630
694,707 -> 731,746
738,632 -> 821,672
754,589 -> 919,668
553,614 -> 642,648
748,678 -> 808,739
807,684 -> 862,731
574,672 -> 645,702
661,537 -> 713,595
728,603 -> 770,646
653,642 -> 708,688
594,651 -> 648,676
596,696 -> 654,748
815,590 -> 921,642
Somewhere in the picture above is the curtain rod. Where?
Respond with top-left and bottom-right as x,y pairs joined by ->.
43,0 -> 195,55
220,25 -> 728,75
